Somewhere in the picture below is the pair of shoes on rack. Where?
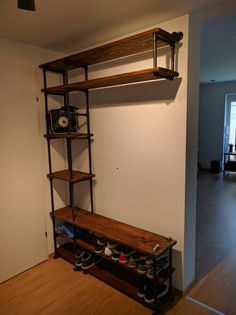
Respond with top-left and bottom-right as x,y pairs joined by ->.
95,237 -> 118,256
138,280 -> 169,304
75,249 -> 102,270
110,247 -> 136,264
137,253 -> 169,277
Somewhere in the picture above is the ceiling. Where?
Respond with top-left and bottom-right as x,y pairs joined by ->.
0,0 -> 236,83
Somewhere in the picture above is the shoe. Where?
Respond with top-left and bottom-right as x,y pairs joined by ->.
104,247 -> 114,256
75,249 -> 86,267
128,259 -> 137,268
94,244 -> 105,254
113,245 -> 124,254
143,283 -> 169,303
146,260 -> 169,279
107,240 -> 118,249
137,261 -> 147,274
97,237 -> 108,246
137,280 -> 150,298
111,253 -> 120,261
144,284 -> 155,304
145,256 -> 154,265
81,254 -> 103,270
156,283 -> 169,299
121,247 -> 136,256
129,252 -> 141,262
75,248 -> 85,260
119,254 -> 129,264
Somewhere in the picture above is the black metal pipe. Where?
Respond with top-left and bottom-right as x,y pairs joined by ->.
84,66 -> 94,214
153,33 -> 157,68
168,248 -> 173,294
171,44 -> 175,71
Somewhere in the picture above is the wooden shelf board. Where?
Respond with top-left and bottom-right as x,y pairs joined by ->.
42,67 -> 179,93
45,132 -> 93,139
53,207 -> 176,257
39,28 -> 182,72
48,170 -> 95,183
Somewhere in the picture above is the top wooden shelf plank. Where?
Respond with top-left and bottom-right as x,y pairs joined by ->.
53,207 -> 176,257
39,28 -> 183,72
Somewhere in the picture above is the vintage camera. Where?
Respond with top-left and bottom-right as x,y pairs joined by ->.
49,106 -> 79,133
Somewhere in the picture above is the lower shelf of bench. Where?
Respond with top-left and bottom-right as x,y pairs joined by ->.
56,243 -> 174,311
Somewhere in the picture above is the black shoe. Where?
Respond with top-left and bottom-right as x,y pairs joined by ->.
81,254 -> 102,270
94,244 -> 105,254
97,237 -> 108,246
137,279 -> 152,298
144,285 -> 155,304
75,249 -> 86,267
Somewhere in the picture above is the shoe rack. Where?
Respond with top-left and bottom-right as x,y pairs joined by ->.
40,27 -> 183,315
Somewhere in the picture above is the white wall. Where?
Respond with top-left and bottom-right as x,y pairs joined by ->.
0,38 -> 63,282
198,81 -> 236,169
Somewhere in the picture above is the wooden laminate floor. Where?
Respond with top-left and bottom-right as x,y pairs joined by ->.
0,257 -> 214,315
188,248 -> 236,315
187,169 -> 236,315
195,170 -> 236,280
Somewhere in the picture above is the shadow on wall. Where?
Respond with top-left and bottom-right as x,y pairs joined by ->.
89,77 -> 182,108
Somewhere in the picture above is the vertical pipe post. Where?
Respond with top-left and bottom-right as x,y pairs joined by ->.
168,248 -> 173,295
153,33 -> 157,68
170,44 -> 175,71
43,69 -> 58,258
84,66 -> 94,214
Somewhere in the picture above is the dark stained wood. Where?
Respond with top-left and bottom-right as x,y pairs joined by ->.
53,207 -> 176,257
48,170 -> 95,183
39,28 -> 182,72
45,132 -> 93,139
42,67 -> 179,93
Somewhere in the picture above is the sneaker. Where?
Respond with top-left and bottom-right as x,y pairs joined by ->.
144,285 -> 155,304
121,247 -> 136,256
97,237 -> 108,246
107,240 -> 118,249
75,248 -> 85,260
75,249 -> 85,266
137,280 -> 150,298
156,283 -> 169,299
94,244 -> 105,254
146,261 -> 169,279
128,259 -> 137,268
119,254 -> 129,264
114,245 -> 124,254
145,256 -> 154,265
81,254 -> 103,270
104,247 -> 114,256
137,261 -> 147,274
129,252 -> 141,262
111,253 -> 120,261
146,267 -> 160,279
